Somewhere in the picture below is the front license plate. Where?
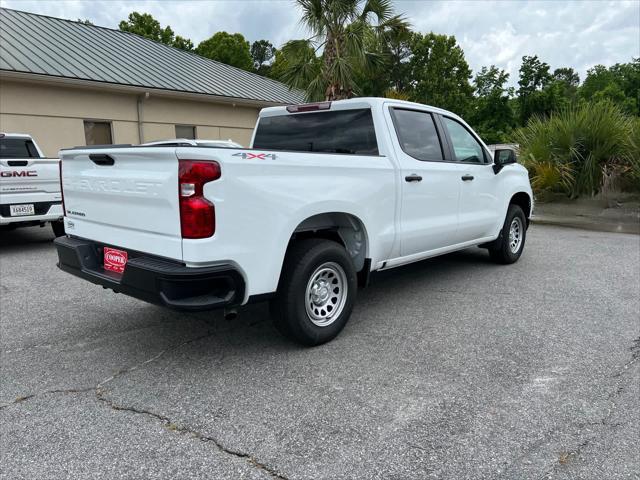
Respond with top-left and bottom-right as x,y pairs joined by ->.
10,204 -> 35,216
104,247 -> 128,274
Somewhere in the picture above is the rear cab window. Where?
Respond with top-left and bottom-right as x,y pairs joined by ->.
253,108 -> 379,155
0,138 -> 40,158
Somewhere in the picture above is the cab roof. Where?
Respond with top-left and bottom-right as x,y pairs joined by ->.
259,97 -> 460,121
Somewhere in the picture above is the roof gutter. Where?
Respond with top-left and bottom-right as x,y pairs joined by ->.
0,70 -> 297,108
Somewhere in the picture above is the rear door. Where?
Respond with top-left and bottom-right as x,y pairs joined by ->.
61,147 -> 182,259
439,116 -> 501,242
386,106 -> 465,256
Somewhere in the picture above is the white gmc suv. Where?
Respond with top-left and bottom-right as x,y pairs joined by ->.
55,98 -> 533,345
0,133 -> 64,236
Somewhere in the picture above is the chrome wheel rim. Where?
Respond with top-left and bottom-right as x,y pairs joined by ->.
509,217 -> 523,254
305,262 -> 348,327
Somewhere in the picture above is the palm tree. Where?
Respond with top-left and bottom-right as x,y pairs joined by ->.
279,0 -> 409,101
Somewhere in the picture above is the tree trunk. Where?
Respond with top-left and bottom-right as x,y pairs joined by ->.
323,33 -> 338,101
322,32 -> 352,101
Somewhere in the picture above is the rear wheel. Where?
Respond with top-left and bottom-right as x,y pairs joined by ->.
270,238 -> 357,346
51,219 -> 65,237
489,204 -> 527,264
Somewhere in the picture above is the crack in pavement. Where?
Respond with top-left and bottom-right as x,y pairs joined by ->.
1,328 -> 289,479
0,387 -> 94,409
534,336 -> 640,479
95,391 -> 287,479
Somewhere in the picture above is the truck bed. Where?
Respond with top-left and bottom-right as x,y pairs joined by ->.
59,145 -> 396,298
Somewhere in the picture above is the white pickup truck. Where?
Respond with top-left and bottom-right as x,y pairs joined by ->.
54,98 -> 533,345
0,133 -> 64,236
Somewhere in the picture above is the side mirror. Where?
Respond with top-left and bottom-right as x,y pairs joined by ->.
493,148 -> 517,174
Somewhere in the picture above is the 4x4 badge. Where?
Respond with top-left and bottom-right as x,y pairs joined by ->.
232,152 -> 277,160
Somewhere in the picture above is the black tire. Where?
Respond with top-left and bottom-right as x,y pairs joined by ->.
270,238 -> 357,346
51,219 -> 65,237
489,204 -> 527,264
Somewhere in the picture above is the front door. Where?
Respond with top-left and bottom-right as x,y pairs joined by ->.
387,107 -> 466,257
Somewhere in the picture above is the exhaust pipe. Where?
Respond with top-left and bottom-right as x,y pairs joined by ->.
224,308 -> 238,321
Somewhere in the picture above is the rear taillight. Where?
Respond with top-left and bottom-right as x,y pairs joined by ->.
59,159 -> 65,216
178,160 -> 221,239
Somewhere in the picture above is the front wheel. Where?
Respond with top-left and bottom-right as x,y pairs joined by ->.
51,219 -> 65,237
489,204 -> 527,264
270,239 -> 357,346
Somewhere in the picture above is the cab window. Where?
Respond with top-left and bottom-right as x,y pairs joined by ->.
390,108 -> 444,161
442,117 -> 486,163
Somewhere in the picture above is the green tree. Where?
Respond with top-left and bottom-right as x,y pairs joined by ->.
196,32 -> 254,71
267,49 -> 290,80
552,67 -> 580,87
173,36 -> 194,52
545,67 -> 580,110
580,60 -> 639,115
251,40 -> 276,70
385,27 -> 412,93
118,12 -> 193,51
517,55 -> 552,124
610,59 -> 640,115
119,12 -> 175,44
408,32 -> 474,116
356,25 -> 412,97
469,65 -> 515,143
278,0 -> 409,101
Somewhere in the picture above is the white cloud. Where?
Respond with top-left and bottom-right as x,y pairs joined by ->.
2,0 -> 638,86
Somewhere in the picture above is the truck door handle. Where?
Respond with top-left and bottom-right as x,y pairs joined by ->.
405,174 -> 422,182
89,154 -> 115,166
461,175 -> 474,181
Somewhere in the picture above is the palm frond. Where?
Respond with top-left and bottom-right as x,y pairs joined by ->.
343,20 -> 369,64
278,39 -> 322,92
361,0 -> 394,22
288,0 -> 408,100
517,100 -> 637,197
297,0 -> 326,35
327,55 -> 356,90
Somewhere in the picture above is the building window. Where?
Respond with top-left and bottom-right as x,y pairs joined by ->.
175,125 -> 196,139
84,121 -> 113,145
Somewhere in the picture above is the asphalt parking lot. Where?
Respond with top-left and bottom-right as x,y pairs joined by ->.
1,224 -> 638,480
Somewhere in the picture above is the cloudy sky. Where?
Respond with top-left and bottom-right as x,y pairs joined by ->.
3,0 -> 639,85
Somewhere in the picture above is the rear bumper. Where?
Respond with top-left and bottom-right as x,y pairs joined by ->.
54,236 -> 245,311
0,201 -> 62,225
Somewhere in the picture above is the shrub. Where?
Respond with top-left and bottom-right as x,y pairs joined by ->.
516,100 -> 639,197
629,118 -> 640,186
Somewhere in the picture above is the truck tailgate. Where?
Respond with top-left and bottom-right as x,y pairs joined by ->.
0,158 -> 60,202
60,147 -> 182,260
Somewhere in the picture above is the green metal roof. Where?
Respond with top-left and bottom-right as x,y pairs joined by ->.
0,8 -> 305,105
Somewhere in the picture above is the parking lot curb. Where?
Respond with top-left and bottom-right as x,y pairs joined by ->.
531,216 -> 640,235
